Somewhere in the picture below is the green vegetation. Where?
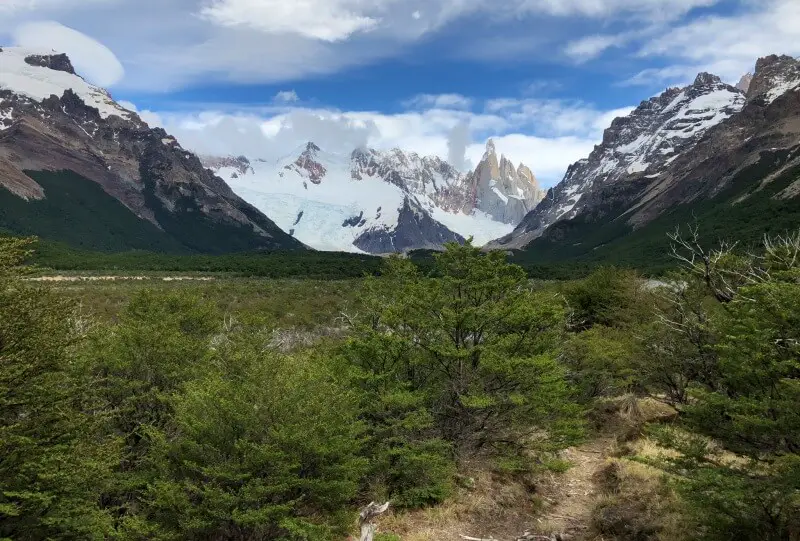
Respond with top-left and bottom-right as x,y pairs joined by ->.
0,169 -> 301,255
0,170 -> 186,253
30,239 -> 383,280
514,149 -> 800,274
1,229 -> 798,540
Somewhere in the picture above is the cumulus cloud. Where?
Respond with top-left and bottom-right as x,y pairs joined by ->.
12,20 -> 125,86
200,0 -> 383,42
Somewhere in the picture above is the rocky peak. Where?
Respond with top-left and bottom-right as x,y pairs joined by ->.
291,143 -> 327,184
24,53 -> 75,75
202,155 -> 252,177
747,54 -> 800,105
693,72 -> 723,87
303,141 -> 321,155
483,139 -> 497,158
736,73 -> 753,93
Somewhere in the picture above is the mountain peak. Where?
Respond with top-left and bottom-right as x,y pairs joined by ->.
736,73 -> 754,93
754,54 -> 797,74
747,54 -> 800,104
693,72 -> 723,87
484,139 -> 496,156
304,141 -> 321,154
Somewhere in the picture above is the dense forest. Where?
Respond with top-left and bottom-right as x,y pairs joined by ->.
1,232 -> 798,540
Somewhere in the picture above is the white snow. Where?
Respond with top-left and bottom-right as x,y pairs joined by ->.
215,146 -> 521,252
491,185 -> 509,204
0,47 -> 133,120
430,208 -> 514,246
220,152 -> 408,253
766,75 -> 800,104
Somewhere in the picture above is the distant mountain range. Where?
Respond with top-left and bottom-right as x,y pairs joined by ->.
202,140 -> 545,253
1,45 -> 799,265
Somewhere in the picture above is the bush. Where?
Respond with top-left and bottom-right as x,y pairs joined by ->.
0,237 -> 116,539
561,266 -> 647,331
140,345 -> 367,540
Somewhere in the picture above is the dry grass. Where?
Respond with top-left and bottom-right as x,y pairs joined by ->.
588,458 -> 690,541
377,462 -> 541,541
369,397 -> 689,541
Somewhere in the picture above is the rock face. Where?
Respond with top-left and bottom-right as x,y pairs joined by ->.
745,55 -> 800,105
352,197 -> 465,253
493,72 -> 747,248
736,73 -> 753,93
23,53 -> 75,75
460,140 -> 544,224
206,141 -> 544,253
491,53 -> 800,259
0,47 -> 302,253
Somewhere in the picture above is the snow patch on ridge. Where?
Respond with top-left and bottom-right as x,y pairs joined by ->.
0,48 -> 133,120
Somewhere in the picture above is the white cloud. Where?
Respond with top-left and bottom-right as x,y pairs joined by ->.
274,90 -> 299,103
564,34 -> 624,62
137,94 -> 633,187
403,93 -> 474,110
447,120 -> 472,171
200,0 -> 384,42
635,0 -> 800,84
12,20 -> 125,86
518,0 -> 718,19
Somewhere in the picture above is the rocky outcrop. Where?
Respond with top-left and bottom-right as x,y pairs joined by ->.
352,197 -> 464,254
288,142 -> 327,184
736,73 -> 753,93
745,55 -> 800,105
24,53 -> 75,74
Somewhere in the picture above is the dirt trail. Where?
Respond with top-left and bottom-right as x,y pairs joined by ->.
533,437 -> 614,539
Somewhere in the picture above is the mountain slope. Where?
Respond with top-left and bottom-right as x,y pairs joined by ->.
493,73 -> 746,249
206,142 -> 544,253
0,47 -> 303,253
504,54 -> 800,272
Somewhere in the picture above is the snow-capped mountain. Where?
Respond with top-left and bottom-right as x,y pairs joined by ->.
491,54 -> 800,256
0,47 -> 301,253
205,141 -> 544,253
493,72 -> 747,248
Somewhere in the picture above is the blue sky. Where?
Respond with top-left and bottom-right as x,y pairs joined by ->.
2,0 -> 799,186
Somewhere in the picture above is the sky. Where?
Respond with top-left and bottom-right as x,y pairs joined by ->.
2,0 -> 800,186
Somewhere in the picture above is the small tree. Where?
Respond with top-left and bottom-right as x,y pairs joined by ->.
341,241 -> 583,503
648,231 -> 800,540
141,342 -> 367,540
0,237 -> 115,539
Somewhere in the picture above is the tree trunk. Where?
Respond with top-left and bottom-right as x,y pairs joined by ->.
358,501 -> 390,541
